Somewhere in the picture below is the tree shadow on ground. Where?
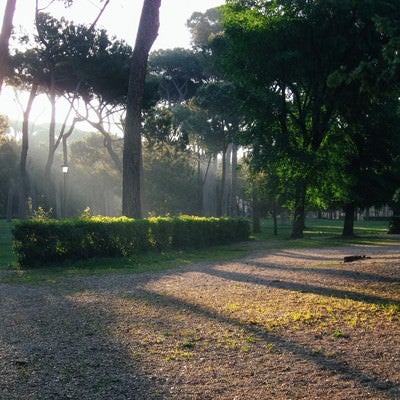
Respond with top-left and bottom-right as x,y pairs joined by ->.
0,285 -> 169,400
247,260 -> 400,284
133,286 -> 399,398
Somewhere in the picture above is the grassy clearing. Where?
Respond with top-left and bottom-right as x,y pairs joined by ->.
0,217 -> 397,285
253,218 -> 394,247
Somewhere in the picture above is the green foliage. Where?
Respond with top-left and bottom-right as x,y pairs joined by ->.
12,216 -> 250,268
187,7 -> 223,49
32,206 -> 54,221
219,0 -> 400,237
0,220 -> 15,267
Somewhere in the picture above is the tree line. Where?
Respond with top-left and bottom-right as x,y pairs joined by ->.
1,0 -> 400,238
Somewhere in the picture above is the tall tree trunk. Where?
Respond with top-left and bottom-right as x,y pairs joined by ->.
230,143 -> 238,216
203,155 -> 217,216
6,184 -> 14,222
19,83 -> 38,218
252,188 -> 261,234
44,71 -> 57,209
217,143 -> 228,217
272,197 -> 278,236
342,203 -> 355,236
290,182 -> 306,239
222,143 -> 232,215
122,0 -> 161,218
0,0 -> 16,94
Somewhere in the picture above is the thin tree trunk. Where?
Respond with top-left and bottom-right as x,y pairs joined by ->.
230,143 -> 238,216
0,0 -> 16,94
222,143 -> 232,216
122,0 -> 161,218
217,144 -> 228,217
44,71 -> 57,209
252,188 -> 261,234
342,203 -> 355,236
18,83 -> 38,219
290,182 -> 306,239
272,197 -> 278,236
6,184 -> 14,222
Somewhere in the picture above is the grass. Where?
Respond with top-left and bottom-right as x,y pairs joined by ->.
0,217 -> 397,285
252,218 -> 394,248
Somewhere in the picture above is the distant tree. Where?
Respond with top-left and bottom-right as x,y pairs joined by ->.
149,48 -> 205,105
143,144 -> 200,215
187,7 -> 223,51
194,81 -> 243,216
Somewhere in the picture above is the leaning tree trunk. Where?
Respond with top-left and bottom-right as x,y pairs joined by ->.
290,182 -> 307,239
122,0 -> 161,218
342,203 -> 355,236
43,70 -> 57,210
0,0 -> 16,94
18,83 -> 38,219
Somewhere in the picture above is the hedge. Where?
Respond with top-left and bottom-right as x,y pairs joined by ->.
12,215 -> 250,268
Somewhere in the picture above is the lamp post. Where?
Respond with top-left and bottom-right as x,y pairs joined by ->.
61,164 -> 69,217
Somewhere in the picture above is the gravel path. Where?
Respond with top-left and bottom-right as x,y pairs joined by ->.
1,242 -> 399,399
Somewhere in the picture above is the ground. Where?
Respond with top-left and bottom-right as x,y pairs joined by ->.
0,241 -> 399,399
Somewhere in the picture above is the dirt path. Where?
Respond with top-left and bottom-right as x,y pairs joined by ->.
1,242 -> 399,399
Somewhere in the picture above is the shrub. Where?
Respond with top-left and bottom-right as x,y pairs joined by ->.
12,216 -> 250,268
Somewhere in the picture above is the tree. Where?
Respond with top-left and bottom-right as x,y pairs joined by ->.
149,48 -> 205,105
122,0 -> 161,218
187,7 -> 223,51
0,0 -> 17,94
220,0 -> 400,238
194,81 -> 243,216
338,99 -> 400,236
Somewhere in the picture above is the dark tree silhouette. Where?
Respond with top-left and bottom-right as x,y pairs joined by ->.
122,0 -> 161,218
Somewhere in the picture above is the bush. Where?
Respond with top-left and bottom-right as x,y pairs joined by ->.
388,216 -> 400,234
12,215 -> 250,268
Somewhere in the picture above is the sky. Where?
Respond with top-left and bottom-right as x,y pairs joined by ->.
6,0 -> 226,49
0,0 -> 225,124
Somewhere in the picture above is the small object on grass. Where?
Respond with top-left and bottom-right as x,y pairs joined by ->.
343,255 -> 371,263
14,359 -> 28,366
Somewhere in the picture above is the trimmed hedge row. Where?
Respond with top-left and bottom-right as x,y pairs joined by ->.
12,215 -> 250,268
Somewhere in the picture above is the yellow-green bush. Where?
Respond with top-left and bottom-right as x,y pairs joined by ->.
12,215 -> 250,268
